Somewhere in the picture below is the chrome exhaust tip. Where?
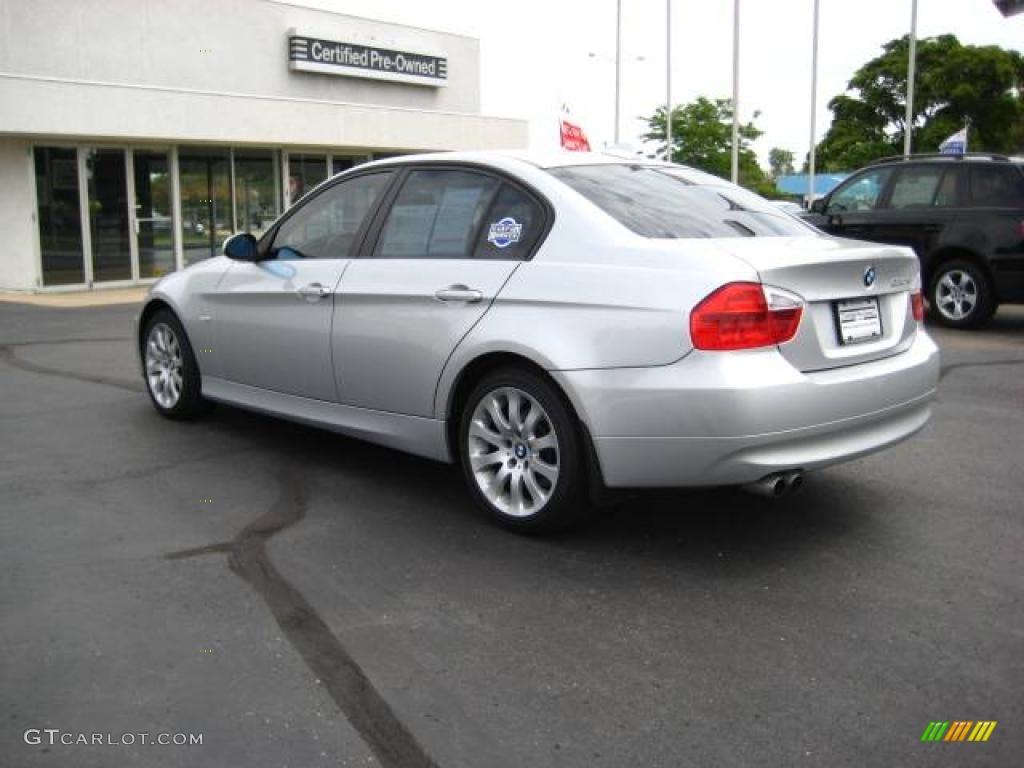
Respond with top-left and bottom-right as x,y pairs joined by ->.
742,470 -> 804,499
743,473 -> 789,498
784,470 -> 804,494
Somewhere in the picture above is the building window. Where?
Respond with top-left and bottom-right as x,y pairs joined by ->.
34,147 -> 85,286
234,150 -> 279,239
288,154 -> 327,205
332,154 -> 366,176
179,147 -> 231,265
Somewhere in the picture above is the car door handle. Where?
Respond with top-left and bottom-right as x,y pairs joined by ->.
297,282 -> 331,301
434,285 -> 483,303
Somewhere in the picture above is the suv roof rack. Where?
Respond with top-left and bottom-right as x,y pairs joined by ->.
869,152 -> 1011,165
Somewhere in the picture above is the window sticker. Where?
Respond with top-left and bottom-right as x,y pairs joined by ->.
487,217 -> 523,249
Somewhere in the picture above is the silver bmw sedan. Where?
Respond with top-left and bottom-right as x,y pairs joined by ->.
136,151 -> 940,532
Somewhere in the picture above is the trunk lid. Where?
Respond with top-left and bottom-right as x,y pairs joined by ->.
720,236 -> 920,372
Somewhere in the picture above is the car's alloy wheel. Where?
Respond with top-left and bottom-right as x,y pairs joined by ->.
468,387 -> 560,517
145,322 -> 184,409
928,259 -> 995,329
935,269 -> 978,322
459,369 -> 586,532
142,309 -> 207,419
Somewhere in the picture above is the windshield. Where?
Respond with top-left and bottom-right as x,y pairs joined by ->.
549,164 -> 814,239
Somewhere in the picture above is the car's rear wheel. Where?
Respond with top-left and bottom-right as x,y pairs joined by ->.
928,259 -> 996,329
459,368 -> 587,532
142,309 -> 207,419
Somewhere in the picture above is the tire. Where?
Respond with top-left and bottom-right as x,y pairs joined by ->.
141,308 -> 208,420
458,367 -> 588,533
928,259 -> 996,329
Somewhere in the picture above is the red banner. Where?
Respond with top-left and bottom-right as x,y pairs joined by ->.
560,119 -> 591,152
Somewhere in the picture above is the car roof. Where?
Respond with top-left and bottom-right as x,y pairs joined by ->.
357,149 -> 678,172
865,152 -> 1024,168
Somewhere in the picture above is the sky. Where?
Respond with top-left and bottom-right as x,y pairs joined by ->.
291,0 -> 1023,167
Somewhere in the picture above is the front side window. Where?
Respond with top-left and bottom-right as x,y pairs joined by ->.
273,172 -> 391,259
827,168 -> 892,213
969,165 -> 1024,207
550,164 -> 811,238
375,170 -> 500,259
888,166 -> 944,209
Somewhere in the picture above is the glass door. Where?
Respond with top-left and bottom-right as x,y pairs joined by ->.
86,149 -> 132,283
132,150 -> 175,278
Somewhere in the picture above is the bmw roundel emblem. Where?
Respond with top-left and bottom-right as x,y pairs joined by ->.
863,266 -> 877,288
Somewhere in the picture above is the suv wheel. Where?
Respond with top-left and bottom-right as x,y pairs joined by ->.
928,259 -> 996,329
458,368 -> 587,533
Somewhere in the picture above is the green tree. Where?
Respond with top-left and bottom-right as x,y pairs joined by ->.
768,148 -> 795,180
642,97 -> 775,195
815,34 -> 1024,171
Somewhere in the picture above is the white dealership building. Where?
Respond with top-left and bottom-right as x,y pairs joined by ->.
0,0 -> 526,291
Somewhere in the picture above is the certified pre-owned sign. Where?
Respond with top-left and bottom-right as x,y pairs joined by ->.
288,30 -> 448,87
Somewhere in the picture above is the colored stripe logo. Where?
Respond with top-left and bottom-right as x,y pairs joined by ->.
921,721 -> 997,742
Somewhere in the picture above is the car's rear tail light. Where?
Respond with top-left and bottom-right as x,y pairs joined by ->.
690,282 -> 803,351
911,291 -> 924,322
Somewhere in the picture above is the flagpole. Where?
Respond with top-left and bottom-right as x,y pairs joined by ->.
614,0 -> 622,145
731,0 -> 740,183
903,0 -> 918,158
808,0 -> 820,208
666,0 -> 672,161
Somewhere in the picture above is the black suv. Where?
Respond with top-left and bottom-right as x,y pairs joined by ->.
804,153 -> 1024,328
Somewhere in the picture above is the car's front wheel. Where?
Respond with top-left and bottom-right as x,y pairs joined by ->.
142,308 -> 207,419
928,259 -> 996,329
458,368 -> 587,532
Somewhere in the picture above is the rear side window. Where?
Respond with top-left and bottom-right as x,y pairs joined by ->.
888,166 -> 944,209
473,184 -> 545,260
969,165 -> 1024,207
933,167 -> 963,207
374,169 -> 499,259
549,165 -> 810,238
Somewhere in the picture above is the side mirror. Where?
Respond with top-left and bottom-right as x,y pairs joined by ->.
222,232 -> 258,261
809,198 -> 827,214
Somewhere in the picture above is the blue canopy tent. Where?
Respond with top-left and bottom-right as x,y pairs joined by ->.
775,173 -> 850,199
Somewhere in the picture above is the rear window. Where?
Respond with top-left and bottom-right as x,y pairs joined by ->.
549,164 -> 812,238
969,165 -> 1024,208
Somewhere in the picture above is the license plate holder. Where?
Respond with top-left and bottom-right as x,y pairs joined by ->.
834,297 -> 883,345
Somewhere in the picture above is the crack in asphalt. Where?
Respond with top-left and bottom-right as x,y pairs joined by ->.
4,337 -> 439,766
166,469 -> 439,768
0,338 -> 141,393
939,357 -> 1024,381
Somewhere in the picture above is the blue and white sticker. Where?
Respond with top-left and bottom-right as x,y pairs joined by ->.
487,217 -> 523,249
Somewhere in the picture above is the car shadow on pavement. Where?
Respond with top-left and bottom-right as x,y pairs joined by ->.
198,403 -> 877,577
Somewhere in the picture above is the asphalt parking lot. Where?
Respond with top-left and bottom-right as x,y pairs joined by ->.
1,299 -> 1022,767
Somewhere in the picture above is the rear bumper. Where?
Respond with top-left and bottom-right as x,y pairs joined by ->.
553,330 -> 940,487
